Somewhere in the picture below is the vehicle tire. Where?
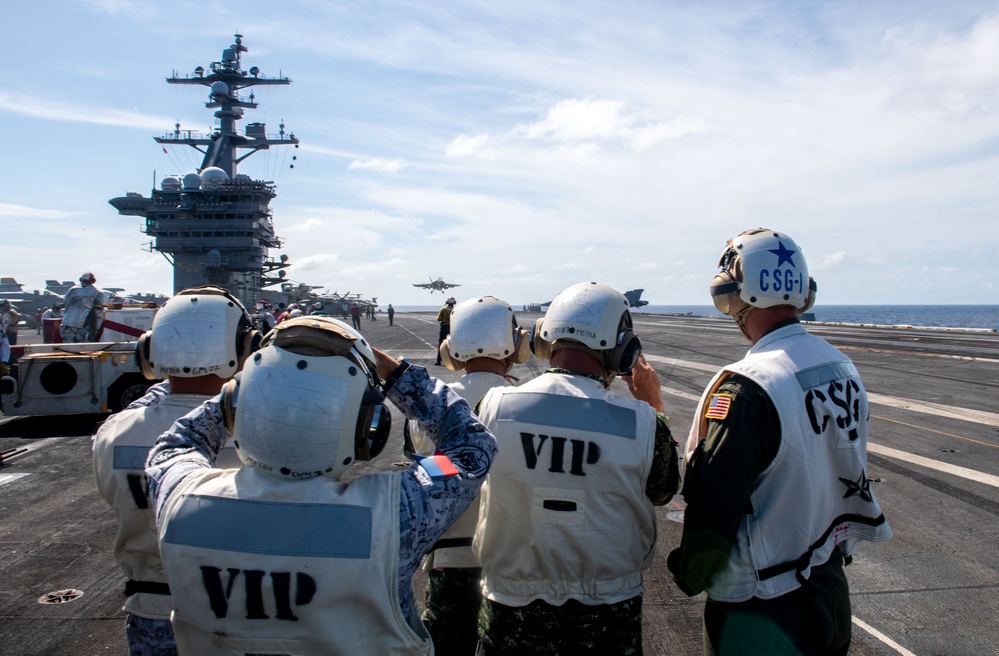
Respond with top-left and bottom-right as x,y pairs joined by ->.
106,374 -> 153,413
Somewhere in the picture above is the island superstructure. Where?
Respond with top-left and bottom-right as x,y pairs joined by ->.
109,34 -> 301,307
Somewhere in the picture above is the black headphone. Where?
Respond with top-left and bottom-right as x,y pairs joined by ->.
136,286 -> 262,381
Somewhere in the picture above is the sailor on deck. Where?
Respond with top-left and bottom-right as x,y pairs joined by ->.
668,228 -> 892,655
92,286 -> 260,655
472,282 -> 680,655
146,316 -> 497,655
61,271 -> 108,342
409,296 -> 531,655
434,296 -> 457,365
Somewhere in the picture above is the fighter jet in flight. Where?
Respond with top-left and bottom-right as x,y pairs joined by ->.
413,276 -> 461,294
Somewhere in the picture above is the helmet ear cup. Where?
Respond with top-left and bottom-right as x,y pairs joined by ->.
221,378 -> 239,435
531,317 -> 552,361
236,325 -> 263,369
710,270 -> 742,315
136,331 -> 156,380
608,330 -> 641,375
798,277 -> 817,314
508,326 -> 532,365
604,313 -> 642,375
439,337 -> 466,372
355,388 -> 390,461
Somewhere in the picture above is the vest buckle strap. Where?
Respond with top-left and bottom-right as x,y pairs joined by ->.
124,580 -> 171,596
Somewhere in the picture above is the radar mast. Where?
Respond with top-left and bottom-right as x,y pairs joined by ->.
157,33 -> 298,176
109,34 -> 302,307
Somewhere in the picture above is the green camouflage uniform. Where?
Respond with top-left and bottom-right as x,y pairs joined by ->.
423,567 -> 483,656
477,596 -> 644,655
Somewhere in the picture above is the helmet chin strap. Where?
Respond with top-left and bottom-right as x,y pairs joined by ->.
728,298 -> 755,341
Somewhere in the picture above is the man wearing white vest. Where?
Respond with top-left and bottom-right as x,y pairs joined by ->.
409,296 -> 530,655
146,315 -> 497,655
473,282 -> 680,655
668,228 -> 892,655
93,286 -> 260,655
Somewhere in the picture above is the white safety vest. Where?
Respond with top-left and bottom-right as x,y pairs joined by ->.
473,373 -> 658,607
412,371 -> 511,570
686,323 -> 892,602
92,394 -> 239,619
158,466 -> 432,655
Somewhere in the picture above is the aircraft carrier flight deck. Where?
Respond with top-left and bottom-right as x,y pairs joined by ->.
2,311 -> 997,655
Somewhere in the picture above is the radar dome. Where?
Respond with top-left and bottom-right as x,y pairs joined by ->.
161,176 -> 181,191
210,81 -> 229,97
200,167 -> 230,183
182,173 -> 202,190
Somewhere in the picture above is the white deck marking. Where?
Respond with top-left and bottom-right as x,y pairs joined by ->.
647,355 -> 999,426
867,393 -> 999,427
0,473 -> 30,488
852,617 -> 917,656
867,443 -> 999,489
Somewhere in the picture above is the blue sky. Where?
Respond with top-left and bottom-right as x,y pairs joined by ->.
2,0 -> 997,306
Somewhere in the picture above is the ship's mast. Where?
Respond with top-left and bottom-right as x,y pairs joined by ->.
109,34 -> 303,308
156,33 -> 298,175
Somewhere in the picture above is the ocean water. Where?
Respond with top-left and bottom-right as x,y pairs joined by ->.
634,304 -> 999,331
395,304 -> 999,330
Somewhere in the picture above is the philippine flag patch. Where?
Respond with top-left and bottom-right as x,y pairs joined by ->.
705,394 -> 732,420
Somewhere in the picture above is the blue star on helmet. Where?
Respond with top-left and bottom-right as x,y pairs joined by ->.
768,240 -> 797,267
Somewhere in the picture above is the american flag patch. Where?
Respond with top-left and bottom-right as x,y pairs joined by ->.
705,394 -> 732,420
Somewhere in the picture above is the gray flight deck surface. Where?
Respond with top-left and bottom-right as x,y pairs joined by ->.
1,312 -> 997,655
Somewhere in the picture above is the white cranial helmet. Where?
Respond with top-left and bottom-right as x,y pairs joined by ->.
710,228 -> 816,314
141,287 -> 256,380
439,296 -> 530,372
228,316 -> 389,481
532,282 -> 641,376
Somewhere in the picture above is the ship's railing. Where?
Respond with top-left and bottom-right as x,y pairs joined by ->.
158,129 -> 296,143
143,218 -> 265,233
147,202 -> 274,217
150,236 -> 264,252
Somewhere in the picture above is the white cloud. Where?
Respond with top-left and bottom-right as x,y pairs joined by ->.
446,133 -> 492,158
471,99 -> 709,161
0,203 -> 79,218
290,253 -> 339,271
79,0 -> 157,18
0,92 -> 170,130
286,218 -> 324,232
348,158 -> 407,173
815,251 -> 848,270
520,99 -> 627,141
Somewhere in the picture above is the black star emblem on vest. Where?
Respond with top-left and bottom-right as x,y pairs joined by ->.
839,470 -> 873,502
